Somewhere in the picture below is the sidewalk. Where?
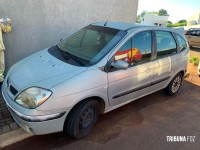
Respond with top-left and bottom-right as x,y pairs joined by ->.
0,85 -> 19,135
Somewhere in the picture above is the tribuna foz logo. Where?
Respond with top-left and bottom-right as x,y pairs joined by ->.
166,136 -> 195,142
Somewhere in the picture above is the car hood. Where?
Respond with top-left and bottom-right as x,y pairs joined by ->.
7,49 -> 87,90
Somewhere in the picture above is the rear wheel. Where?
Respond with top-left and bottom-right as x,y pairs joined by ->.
64,100 -> 100,139
164,73 -> 183,96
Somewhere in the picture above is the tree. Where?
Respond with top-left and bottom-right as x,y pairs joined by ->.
178,20 -> 187,23
167,21 -> 173,27
158,9 -> 168,16
136,15 -> 141,23
136,11 -> 146,23
167,21 -> 173,24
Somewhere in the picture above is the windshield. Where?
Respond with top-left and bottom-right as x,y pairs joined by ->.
49,25 -> 126,66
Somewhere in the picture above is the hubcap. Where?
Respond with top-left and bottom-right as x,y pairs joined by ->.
79,107 -> 95,131
171,76 -> 182,93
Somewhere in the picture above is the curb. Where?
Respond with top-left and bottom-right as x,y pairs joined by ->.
0,128 -> 32,148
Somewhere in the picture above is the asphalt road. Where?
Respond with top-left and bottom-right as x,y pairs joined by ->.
2,80 -> 200,150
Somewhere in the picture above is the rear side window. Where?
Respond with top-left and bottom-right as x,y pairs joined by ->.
175,34 -> 187,51
156,31 -> 177,58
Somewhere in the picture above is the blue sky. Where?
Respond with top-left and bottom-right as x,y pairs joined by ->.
138,0 -> 200,23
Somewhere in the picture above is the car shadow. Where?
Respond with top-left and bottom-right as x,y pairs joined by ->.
2,81 -> 199,150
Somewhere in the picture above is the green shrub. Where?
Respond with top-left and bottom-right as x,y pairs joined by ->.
189,56 -> 199,66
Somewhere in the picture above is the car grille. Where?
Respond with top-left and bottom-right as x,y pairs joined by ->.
7,78 -> 18,96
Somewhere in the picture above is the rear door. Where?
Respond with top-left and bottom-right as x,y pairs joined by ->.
151,30 -> 178,90
107,30 -> 154,106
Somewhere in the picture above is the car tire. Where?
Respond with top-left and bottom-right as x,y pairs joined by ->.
164,73 -> 183,96
64,100 -> 100,139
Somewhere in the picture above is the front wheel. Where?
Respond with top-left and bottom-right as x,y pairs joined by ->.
64,100 -> 100,139
164,73 -> 183,96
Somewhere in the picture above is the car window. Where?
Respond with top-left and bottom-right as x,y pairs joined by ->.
186,30 -> 200,36
113,31 -> 152,66
175,34 -> 187,51
185,31 -> 191,35
81,30 -> 101,46
114,39 -> 132,62
196,30 -> 200,36
156,31 -> 177,58
56,25 -> 126,66
132,31 -> 152,64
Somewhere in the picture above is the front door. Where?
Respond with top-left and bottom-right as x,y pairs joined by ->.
107,31 -> 154,106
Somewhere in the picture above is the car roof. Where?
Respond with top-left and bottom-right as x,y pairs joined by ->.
91,21 -> 184,35
91,21 -> 153,31
188,28 -> 200,30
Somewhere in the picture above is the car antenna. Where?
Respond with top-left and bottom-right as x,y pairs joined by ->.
104,21 -> 108,26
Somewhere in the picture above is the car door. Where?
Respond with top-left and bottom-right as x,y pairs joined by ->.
151,30 -> 178,90
191,30 -> 200,46
107,31 -> 154,106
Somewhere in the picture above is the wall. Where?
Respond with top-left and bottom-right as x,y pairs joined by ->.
187,12 -> 200,25
184,25 -> 200,30
0,0 -> 138,71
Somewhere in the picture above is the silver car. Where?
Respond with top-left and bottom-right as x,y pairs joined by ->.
185,29 -> 200,47
2,22 -> 189,139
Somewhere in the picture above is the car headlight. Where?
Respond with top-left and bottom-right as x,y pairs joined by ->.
15,87 -> 52,109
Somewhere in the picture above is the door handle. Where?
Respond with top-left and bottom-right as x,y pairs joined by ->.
188,37 -> 191,38
145,68 -> 151,73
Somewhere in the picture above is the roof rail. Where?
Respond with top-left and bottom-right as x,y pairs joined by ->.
124,25 -> 152,32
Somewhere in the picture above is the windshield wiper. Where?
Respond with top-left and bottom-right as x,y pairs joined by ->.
63,51 -> 85,66
56,45 -> 90,66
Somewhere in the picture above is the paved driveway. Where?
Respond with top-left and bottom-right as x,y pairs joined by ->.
2,80 -> 200,150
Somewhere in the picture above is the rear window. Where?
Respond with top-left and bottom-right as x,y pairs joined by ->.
175,34 -> 187,51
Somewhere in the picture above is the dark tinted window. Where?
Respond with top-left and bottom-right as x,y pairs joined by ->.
175,34 -> 187,51
156,31 -> 177,58
185,30 -> 192,35
113,31 -> 152,66
185,30 -> 200,36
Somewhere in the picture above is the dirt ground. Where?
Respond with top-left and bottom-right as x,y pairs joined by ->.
185,47 -> 200,86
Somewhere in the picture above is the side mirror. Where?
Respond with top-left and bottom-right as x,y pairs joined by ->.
111,60 -> 129,70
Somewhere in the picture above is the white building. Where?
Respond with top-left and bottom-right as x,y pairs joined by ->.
187,12 -> 200,25
141,13 -> 169,26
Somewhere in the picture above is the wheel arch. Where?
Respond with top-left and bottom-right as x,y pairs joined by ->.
63,96 -> 105,132
178,70 -> 186,78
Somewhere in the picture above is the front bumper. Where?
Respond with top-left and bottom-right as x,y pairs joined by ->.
1,83 -> 69,135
